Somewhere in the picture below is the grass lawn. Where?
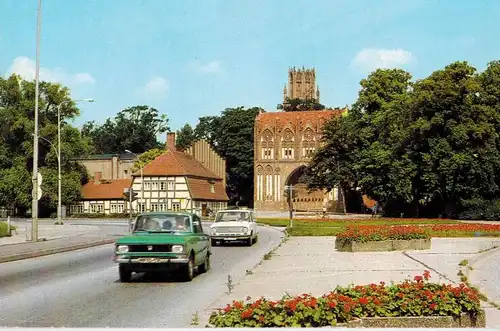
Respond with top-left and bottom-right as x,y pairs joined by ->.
256,217 -> 500,237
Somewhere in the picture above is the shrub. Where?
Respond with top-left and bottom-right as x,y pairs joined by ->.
336,225 -> 429,243
0,221 -> 16,237
459,199 -> 500,221
208,271 -> 482,327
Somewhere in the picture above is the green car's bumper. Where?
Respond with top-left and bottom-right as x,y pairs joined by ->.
114,254 -> 189,272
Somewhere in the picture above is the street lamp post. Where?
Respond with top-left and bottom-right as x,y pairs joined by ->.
125,150 -> 144,214
31,0 -> 43,242
54,98 -> 94,225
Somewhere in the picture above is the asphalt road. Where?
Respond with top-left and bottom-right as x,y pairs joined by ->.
0,225 -> 284,328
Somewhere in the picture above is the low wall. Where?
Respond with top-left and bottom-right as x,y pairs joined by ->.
335,238 -> 431,252
207,311 -> 485,328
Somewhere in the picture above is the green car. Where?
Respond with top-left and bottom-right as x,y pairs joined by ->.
113,211 -> 211,282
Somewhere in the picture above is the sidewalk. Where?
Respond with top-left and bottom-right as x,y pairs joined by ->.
0,222 -> 127,263
198,236 -> 500,328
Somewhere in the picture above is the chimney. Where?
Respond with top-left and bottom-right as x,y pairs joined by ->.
94,171 -> 102,184
166,132 -> 176,151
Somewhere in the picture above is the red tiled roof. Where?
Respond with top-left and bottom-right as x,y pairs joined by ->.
186,177 -> 229,201
81,179 -> 131,200
133,150 -> 222,179
255,108 -> 346,128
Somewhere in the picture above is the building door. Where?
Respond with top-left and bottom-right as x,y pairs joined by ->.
202,203 -> 207,217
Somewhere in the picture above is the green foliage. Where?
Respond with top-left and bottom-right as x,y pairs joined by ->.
82,105 -> 169,154
277,98 -> 326,112
130,148 -> 164,173
0,74 -> 90,216
0,221 -> 16,237
458,198 -> 500,221
209,272 -> 482,327
194,107 -> 262,206
302,61 -> 500,219
175,124 -> 196,151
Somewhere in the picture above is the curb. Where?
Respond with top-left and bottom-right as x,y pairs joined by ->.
0,238 -> 116,264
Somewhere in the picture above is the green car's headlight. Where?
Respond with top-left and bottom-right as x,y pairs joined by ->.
172,245 -> 184,253
116,245 -> 129,253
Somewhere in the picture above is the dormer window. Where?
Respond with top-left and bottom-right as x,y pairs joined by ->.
210,183 -> 215,193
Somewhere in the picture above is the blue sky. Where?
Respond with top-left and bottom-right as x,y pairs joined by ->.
1,0 -> 499,139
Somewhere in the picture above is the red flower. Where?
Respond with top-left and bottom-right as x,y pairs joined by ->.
241,308 -> 253,319
430,303 -> 437,310
359,297 -> 369,305
414,275 -> 423,282
329,301 -> 337,308
423,270 -> 431,280
223,304 -> 231,313
373,298 -> 381,305
259,315 -> 265,322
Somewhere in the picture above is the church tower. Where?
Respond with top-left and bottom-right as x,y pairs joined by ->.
283,66 -> 320,103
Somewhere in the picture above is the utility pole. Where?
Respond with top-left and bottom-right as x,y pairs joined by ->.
31,0 -> 42,242
129,188 -> 133,231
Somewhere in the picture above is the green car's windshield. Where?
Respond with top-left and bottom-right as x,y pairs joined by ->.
215,211 -> 250,222
134,214 -> 191,233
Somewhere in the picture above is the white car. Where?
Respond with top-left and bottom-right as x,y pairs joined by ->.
210,209 -> 258,246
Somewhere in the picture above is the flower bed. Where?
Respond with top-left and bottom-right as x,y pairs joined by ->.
426,223 -> 500,237
208,272 -> 484,328
336,225 -> 430,242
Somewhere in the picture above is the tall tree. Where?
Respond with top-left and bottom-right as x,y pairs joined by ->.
194,107 -> 261,206
82,105 -> 169,154
407,61 -> 500,218
175,123 -> 196,151
0,74 -> 91,215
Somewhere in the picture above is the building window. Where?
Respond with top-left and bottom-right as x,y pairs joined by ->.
151,203 -> 158,212
139,203 -> 146,213
210,183 -> 215,193
167,181 -> 175,190
145,182 -> 151,190
261,148 -> 273,159
159,203 -> 167,211
172,202 -> 181,211
70,205 -> 83,214
90,204 -> 103,213
303,147 -> 315,158
111,203 -> 124,214
152,182 -> 158,190
160,181 -> 167,190
283,148 -> 294,159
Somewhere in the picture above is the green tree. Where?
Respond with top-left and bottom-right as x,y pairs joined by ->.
0,74 -> 91,215
194,107 -> 261,206
407,61 -> 500,218
277,98 -> 325,112
82,105 -> 169,154
175,123 -> 196,151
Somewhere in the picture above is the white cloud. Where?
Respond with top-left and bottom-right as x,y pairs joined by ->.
189,60 -> 222,74
141,76 -> 169,98
6,56 -> 95,85
351,48 -> 414,72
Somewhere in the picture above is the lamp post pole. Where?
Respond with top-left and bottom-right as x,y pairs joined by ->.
31,0 -> 42,242
54,98 -> 94,225
125,150 -> 144,213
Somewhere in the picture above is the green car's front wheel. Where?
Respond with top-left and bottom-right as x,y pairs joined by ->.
119,264 -> 132,282
198,252 -> 210,273
181,255 -> 195,281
